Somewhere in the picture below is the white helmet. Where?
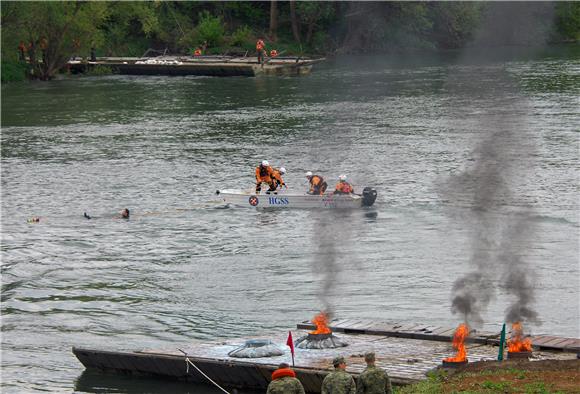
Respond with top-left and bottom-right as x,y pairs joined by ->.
261,160 -> 269,167
305,171 -> 313,177
279,167 -> 286,175
338,174 -> 347,181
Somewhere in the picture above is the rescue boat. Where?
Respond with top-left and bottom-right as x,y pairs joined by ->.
215,188 -> 377,209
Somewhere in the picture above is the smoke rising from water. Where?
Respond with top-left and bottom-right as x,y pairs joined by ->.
441,2 -> 554,327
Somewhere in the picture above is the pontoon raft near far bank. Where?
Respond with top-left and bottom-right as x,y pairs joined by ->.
216,187 -> 377,209
68,55 -> 325,77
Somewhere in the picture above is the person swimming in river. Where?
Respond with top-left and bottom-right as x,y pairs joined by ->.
83,209 -> 129,220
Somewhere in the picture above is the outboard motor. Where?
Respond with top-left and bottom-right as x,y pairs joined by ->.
362,187 -> 377,207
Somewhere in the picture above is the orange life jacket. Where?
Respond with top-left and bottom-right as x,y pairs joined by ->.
309,175 -> 327,195
256,40 -> 265,51
255,165 -> 273,182
270,50 -> 278,57
271,170 -> 285,187
335,181 -> 353,194
194,49 -> 202,56
271,368 -> 296,380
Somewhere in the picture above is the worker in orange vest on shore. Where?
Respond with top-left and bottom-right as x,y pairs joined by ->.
256,38 -> 266,64
18,41 -> 27,61
334,175 -> 354,194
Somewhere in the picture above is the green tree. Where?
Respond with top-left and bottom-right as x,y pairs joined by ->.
102,1 -> 160,56
430,2 -> 483,49
1,1 -> 109,80
196,11 -> 226,47
553,2 -> 580,41
296,2 -> 335,45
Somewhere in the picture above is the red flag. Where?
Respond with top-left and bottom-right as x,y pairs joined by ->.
286,331 -> 295,355
286,331 -> 295,366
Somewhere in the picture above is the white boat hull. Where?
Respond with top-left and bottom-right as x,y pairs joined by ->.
216,189 -> 371,209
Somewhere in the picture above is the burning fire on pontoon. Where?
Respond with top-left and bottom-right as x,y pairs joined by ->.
507,322 -> 533,359
295,311 -> 348,349
442,323 -> 469,366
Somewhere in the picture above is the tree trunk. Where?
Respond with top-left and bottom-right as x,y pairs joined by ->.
290,0 -> 301,43
306,20 -> 315,45
269,1 -> 278,42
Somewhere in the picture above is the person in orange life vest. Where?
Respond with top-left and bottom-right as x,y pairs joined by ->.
194,48 -> 202,56
334,174 -> 354,194
270,49 -> 278,57
270,167 -> 287,192
255,160 -> 275,194
256,38 -> 266,64
18,41 -> 27,61
39,37 -> 48,64
305,171 -> 328,195
266,363 -> 305,394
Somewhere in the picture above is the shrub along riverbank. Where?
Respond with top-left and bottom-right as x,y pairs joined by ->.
1,1 -> 579,83
395,359 -> 580,394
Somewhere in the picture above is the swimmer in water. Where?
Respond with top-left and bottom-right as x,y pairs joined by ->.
120,208 -> 129,219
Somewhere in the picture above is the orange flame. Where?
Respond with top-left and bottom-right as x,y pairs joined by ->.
508,322 -> 532,352
443,323 -> 469,362
310,312 -> 331,334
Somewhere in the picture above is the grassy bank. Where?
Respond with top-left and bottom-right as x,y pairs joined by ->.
395,359 -> 580,394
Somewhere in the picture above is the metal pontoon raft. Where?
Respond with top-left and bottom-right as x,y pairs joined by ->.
216,188 -> 378,209
67,55 -> 325,77
72,319 -> 579,393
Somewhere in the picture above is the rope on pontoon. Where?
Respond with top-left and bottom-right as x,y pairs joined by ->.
179,349 -> 231,394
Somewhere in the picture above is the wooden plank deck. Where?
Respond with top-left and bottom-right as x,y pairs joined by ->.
73,323 -> 578,392
297,320 -> 580,352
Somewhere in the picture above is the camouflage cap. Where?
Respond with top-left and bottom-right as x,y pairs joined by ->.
364,352 -> 376,362
332,356 -> 345,367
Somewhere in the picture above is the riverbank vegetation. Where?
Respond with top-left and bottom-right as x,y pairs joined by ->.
1,1 -> 579,82
395,359 -> 580,394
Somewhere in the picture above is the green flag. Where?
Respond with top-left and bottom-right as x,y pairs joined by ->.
498,323 -> 506,361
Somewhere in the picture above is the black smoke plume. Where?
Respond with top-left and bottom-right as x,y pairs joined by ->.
441,2 -> 553,326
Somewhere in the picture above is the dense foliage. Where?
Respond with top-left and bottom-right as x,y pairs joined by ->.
1,1 -> 579,82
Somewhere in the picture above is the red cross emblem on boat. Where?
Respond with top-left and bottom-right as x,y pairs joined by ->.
248,196 -> 259,206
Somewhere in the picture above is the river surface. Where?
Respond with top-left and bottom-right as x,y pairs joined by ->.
1,47 -> 579,393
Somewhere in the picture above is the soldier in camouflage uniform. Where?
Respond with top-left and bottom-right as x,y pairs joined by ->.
356,352 -> 393,394
321,356 -> 356,394
266,363 -> 305,394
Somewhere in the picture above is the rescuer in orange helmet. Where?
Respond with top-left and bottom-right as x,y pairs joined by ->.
270,167 -> 287,192
255,160 -> 274,194
305,171 -> 328,195
334,174 -> 354,194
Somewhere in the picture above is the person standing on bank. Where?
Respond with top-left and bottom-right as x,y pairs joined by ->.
266,363 -> 305,394
256,37 -> 266,64
321,356 -> 356,394
356,352 -> 393,394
